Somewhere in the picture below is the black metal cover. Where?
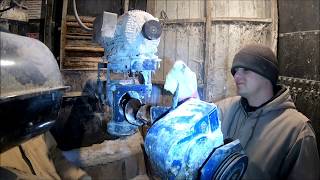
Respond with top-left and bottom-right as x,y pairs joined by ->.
0,32 -> 67,152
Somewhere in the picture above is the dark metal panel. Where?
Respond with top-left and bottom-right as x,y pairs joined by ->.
129,0 -> 147,11
67,0 -> 123,16
278,32 -> 320,80
278,0 -> 320,154
278,0 -> 320,33
279,77 -> 320,154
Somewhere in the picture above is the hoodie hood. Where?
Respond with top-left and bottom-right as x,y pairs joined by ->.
241,85 -> 296,117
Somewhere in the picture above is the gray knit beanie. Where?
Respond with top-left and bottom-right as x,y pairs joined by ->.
231,44 -> 279,86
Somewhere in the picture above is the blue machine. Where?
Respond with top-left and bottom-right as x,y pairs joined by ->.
144,98 -> 248,179
93,10 -> 248,179
95,10 -> 162,136
97,59 -> 157,136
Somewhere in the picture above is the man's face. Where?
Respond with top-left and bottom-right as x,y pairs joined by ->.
233,67 -> 270,98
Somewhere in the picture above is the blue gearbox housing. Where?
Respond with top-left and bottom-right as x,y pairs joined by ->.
144,98 -> 248,179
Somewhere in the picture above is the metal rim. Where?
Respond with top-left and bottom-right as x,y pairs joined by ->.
212,153 -> 248,180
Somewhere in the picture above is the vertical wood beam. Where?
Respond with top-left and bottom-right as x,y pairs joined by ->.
44,0 -> 53,50
124,0 -> 129,13
147,0 -> 156,15
204,0 -> 213,100
60,0 -> 68,69
271,0 -> 278,53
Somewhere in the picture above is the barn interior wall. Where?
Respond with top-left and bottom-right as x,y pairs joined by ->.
150,0 -> 275,101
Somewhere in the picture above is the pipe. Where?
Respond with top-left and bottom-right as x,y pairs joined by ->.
72,0 -> 92,31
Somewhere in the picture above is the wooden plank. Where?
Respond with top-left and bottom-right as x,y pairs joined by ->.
204,0 -> 213,101
62,61 -> 98,70
188,26 -> 205,64
65,51 -> 103,58
210,24 -> 229,100
255,0 -> 266,18
155,0 -> 166,18
60,0 -> 68,69
124,0 -> 129,13
63,58 -> 100,65
190,0 -> 202,19
65,46 -> 104,52
67,27 -> 93,34
200,0 -> 206,19
212,17 -> 272,23
177,0 -> 190,19
44,0 -> 53,50
66,15 -> 95,23
61,68 -> 98,71
213,0 -> 229,17
160,17 -> 272,25
163,27 -> 177,78
166,0 -> 178,19
229,0 -> 240,17
153,33 -> 165,81
271,0 -> 278,52
226,24 -> 241,97
176,28 -> 189,63
240,0 -> 255,18
66,32 -> 92,36
65,57 -> 102,63
66,22 -> 93,28
26,0 -> 42,19
188,60 -> 202,84
161,18 -> 206,24
188,25 -> 204,84
158,32 -> 165,58
146,0 -> 156,15
66,39 -> 101,47
265,0 -> 272,18
66,35 -> 92,40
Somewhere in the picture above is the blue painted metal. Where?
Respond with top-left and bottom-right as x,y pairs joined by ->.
95,10 -> 162,136
200,139 -> 248,180
150,106 -> 171,124
106,84 -> 147,136
107,58 -> 159,72
131,59 -> 159,71
144,98 -> 224,179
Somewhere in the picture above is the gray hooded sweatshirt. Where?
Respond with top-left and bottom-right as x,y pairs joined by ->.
216,87 -> 320,180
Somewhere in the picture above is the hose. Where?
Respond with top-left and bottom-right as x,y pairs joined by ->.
72,0 -> 92,31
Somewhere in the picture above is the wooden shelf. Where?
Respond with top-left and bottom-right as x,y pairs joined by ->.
60,1 -> 103,71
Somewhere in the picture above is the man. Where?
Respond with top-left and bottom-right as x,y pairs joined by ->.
216,44 -> 320,179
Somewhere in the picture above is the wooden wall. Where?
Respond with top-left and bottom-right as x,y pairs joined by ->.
148,0 -> 277,101
59,0 -> 123,94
